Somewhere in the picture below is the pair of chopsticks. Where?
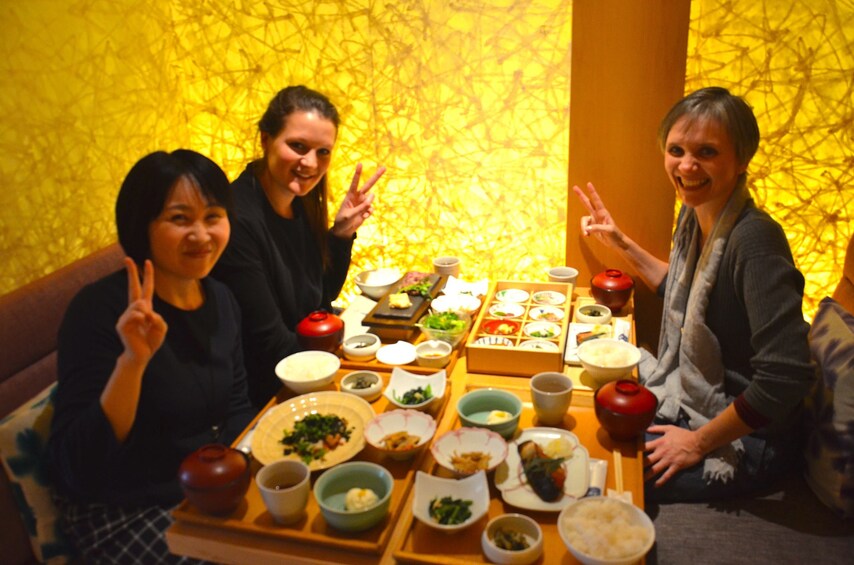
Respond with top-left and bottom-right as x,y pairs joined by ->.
609,450 -> 632,502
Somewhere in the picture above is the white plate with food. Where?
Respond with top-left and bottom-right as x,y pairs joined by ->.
488,302 -> 526,319
494,427 -> 589,512
564,322 -> 613,365
523,321 -> 562,339
251,391 -> 375,469
431,427 -> 508,475
531,290 -> 566,306
528,305 -> 565,322
519,339 -> 560,352
494,289 -> 530,303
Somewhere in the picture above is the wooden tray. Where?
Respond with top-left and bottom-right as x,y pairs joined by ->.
172,368 -> 452,556
466,280 -> 574,377
392,382 -> 611,565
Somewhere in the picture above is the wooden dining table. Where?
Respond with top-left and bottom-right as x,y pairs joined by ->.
165,290 -> 646,564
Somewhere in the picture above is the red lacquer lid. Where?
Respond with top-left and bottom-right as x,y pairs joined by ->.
591,269 -> 634,292
178,444 -> 248,489
595,379 -> 657,416
297,310 -> 344,337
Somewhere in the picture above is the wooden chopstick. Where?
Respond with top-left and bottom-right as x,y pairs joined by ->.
613,450 -> 624,493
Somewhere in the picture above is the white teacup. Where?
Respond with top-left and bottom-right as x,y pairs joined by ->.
530,372 -> 573,426
433,256 -> 461,277
256,460 -> 311,525
547,266 -> 579,285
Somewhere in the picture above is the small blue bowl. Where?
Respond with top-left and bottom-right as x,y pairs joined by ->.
313,461 -> 393,532
456,388 -> 523,439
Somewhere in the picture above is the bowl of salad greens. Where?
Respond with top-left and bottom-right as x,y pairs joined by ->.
412,470 -> 489,533
416,312 -> 472,348
384,367 -> 447,412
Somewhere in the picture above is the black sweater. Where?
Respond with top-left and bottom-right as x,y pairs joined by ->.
211,166 -> 352,407
48,272 -> 256,507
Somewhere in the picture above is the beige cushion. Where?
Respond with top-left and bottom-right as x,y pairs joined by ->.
804,297 -> 854,517
0,384 -> 74,563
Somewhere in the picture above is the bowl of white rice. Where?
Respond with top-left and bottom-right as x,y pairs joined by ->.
577,339 -> 641,385
557,496 -> 654,565
275,350 -> 341,394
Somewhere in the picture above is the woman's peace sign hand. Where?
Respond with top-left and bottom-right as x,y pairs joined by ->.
331,163 -> 386,239
116,258 -> 167,363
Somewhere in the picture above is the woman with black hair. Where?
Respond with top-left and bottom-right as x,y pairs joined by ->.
212,85 -> 386,407
48,150 -> 255,563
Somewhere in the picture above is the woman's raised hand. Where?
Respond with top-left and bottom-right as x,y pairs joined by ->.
331,163 -> 387,239
116,258 -> 167,363
573,182 -> 626,249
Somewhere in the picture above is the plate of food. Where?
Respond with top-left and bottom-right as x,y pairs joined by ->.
564,322 -> 613,365
532,290 -> 566,306
251,391 -> 375,469
494,427 -> 589,512
494,288 -> 529,303
523,321 -> 561,339
483,319 -> 521,336
488,302 -> 526,319
528,305 -> 565,322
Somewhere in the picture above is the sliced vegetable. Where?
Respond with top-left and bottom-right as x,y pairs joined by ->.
280,413 -> 352,464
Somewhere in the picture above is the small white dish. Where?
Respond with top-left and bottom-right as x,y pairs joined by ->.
414,340 -> 453,368
519,339 -> 559,351
523,321 -> 561,339
341,333 -> 382,361
488,302 -> 526,319
494,289 -> 529,303
431,294 -> 482,316
473,336 -> 514,347
431,427 -> 508,476
576,303 -> 613,325
528,305 -> 564,322
376,341 -> 417,365
384,367 -> 446,411
531,290 -> 566,305
481,513 -> 544,565
364,409 -> 436,461
412,471 -> 490,533
340,370 -> 384,402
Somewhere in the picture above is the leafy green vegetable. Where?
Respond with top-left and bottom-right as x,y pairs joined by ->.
280,413 -> 352,464
393,384 -> 433,405
399,280 -> 433,298
422,312 -> 466,332
429,496 -> 473,525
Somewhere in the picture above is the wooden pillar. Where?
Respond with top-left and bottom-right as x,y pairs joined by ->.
567,0 -> 691,352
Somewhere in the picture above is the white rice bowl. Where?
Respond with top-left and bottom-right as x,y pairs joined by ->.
557,497 -> 654,565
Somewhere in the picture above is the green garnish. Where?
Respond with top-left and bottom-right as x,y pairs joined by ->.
393,384 -> 433,405
429,496 -> 473,525
399,280 -> 433,298
422,312 -> 466,332
280,413 -> 352,464
494,527 -> 530,551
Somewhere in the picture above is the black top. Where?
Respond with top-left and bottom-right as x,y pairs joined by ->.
48,271 -> 256,507
211,165 -> 353,407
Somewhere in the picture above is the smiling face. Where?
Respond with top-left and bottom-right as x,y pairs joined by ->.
148,176 -> 230,286
260,110 -> 337,202
664,115 -> 748,222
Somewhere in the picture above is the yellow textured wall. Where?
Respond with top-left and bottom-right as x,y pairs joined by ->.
0,0 -> 573,303
686,0 -> 853,318
1,0 -> 850,322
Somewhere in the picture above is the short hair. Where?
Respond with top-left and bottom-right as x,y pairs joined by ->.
115,149 -> 231,265
657,87 -> 760,167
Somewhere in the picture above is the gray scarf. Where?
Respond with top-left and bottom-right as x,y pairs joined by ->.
639,182 -> 751,483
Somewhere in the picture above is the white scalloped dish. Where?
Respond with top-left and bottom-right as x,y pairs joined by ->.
494,427 -> 589,512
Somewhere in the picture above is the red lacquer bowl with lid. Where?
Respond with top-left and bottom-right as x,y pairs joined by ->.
594,379 -> 657,441
296,310 -> 345,353
178,444 -> 251,515
590,269 -> 634,312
